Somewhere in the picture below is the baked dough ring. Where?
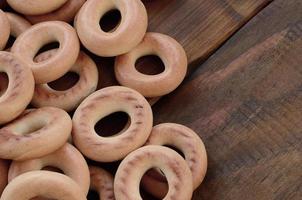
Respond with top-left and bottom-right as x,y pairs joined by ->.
8,143 -> 90,195
142,123 -> 208,198
114,145 -> 193,200
73,86 -> 153,162
11,21 -> 80,84
32,50 -> 98,112
0,9 -> 10,50
6,12 -> 31,38
75,0 -> 148,57
89,166 -> 115,200
26,0 -> 85,24
0,171 -> 87,200
0,52 -> 34,125
115,32 -> 187,97
7,0 -> 68,15
0,107 -> 72,161
0,159 -> 8,196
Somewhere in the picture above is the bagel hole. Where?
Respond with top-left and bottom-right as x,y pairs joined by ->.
4,35 -> 16,49
99,9 -> 121,32
94,112 -> 130,137
140,169 -> 168,199
135,55 -> 165,75
34,42 -> 60,63
0,72 -> 8,97
87,190 -> 99,200
42,166 -> 64,174
48,72 -> 80,91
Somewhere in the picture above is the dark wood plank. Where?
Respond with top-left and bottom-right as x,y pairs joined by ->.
152,0 -> 302,199
97,0 -> 272,89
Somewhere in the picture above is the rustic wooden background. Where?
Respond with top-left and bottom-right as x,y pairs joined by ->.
1,0 -> 301,199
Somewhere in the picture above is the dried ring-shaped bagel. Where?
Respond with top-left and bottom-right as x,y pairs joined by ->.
115,32 -> 188,97
7,0 -> 68,15
75,0 -> 148,57
114,146 -> 193,200
32,50 -> 98,112
89,166 -> 115,200
0,107 -> 72,161
26,0 -> 86,24
0,171 -> 87,200
0,10 -> 10,50
0,159 -> 8,196
73,86 -> 153,162
0,52 -> 34,125
8,143 -> 90,195
6,12 -> 31,38
11,21 -> 80,84
142,123 -> 208,198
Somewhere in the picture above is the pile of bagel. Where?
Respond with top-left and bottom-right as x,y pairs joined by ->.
0,0 -> 208,200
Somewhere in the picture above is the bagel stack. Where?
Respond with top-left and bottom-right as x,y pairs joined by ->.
0,1 -> 207,200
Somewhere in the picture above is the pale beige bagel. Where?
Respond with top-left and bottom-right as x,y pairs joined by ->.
0,52 -> 34,125
8,143 -> 90,195
0,171 -> 87,200
142,123 -> 208,198
114,146 -> 193,200
0,159 -> 8,196
75,0 -> 148,57
0,9 -> 10,50
32,50 -> 98,112
89,166 -> 115,200
0,107 -> 72,161
7,0 -> 68,15
11,21 -> 80,84
6,12 -> 31,38
26,0 -> 86,24
115,32 -> 188,97
72,86 -> 153,162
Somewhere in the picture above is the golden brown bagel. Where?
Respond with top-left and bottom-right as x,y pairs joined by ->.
114,146 -> 193,200
0,52 -> 34,125
115,32 -> 188,97
72,86 -> 153,162
26,0 -> 85,24
89,166 -> 115,200
0,9 -> 10,50
0,171 -> 87,200
8,143 -> 90,195
7,0 -> 68,15
32,50 -> 98,112
0,107 -> 72,161
142,123 -> 208,198
75,0 -> 148,56
11,21 -> 80,84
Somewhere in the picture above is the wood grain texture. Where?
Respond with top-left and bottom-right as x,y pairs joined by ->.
152,0 -> 302,199
97,0 -> 272,89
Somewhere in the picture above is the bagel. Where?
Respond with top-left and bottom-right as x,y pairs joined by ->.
26,0 -> 85,24
8,143 -> 90,195
0,107 -> 72,160
7,0 -> 68,15
115,32 -> 187,97
75,0 -> 148,56
32,50 -> 98,111
0,9 -> 10,50
6,12 -> 31,38
0,171 -> 86,200
114,145 -> 193,200
72,86 -> 153,162
89,166 -> 115,200
0,51 -> 34,125
142,123 -> 208,198
11,21 -> 80,84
